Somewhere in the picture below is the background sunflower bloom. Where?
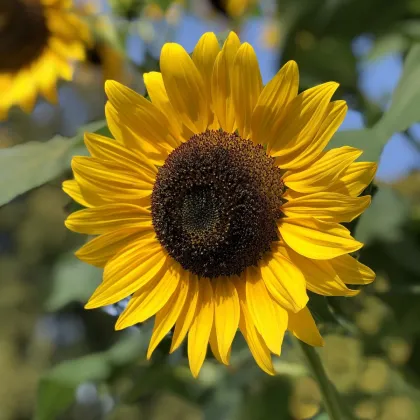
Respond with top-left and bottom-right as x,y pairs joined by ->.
0,0 -> 90,120
64,31 -> 376,378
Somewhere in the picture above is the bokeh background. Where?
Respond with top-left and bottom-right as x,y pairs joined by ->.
2,0 -> 420,419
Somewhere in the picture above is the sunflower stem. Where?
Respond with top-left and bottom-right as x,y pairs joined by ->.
297,340 -> 354,420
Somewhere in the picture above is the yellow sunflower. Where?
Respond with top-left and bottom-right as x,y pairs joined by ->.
0,0 -> 90,120
63,32 -> 377,377
210,0 -> 255,18
226,0 -> 254,17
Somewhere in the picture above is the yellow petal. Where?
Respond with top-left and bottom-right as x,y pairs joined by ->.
282,192 -> 371,223
188,278 -> 214,378
68,180 -> 106,208
330,254 -> 376,285
147,275 -> 189,359
0,105 -> 9,121
231,43 -> 262,139
244,267 -> 285,355
105,80 -> 179,149
209,322 -> 229,365
211,32 -> 241,132
278,218 -> 363,260
84,132 -> 157,179
283,146 -> 362,194
268,82 -> 339,157
46,8 -> 90,41
279,100 -> 348,170
143,71 -> 193,141
160,43 -> 209,134
115,260 -> 180,329
49,37 -> 85,60
252,60 -> 299,147
282,188 -> 304,201
238,295 -> 275,375
284,247 -> 360,297
72,156 -> 153,200
288,307 -> 324,347
272,301 -> 288,354
327,162 -> 378,197
213,277 -> 240,364
170,273 -> 199,352
62,179 -> 91,208
192,32 -> 220,110
38,57 -> 58,103
85,238 -> 167,308
54,54 -> 73,81
260,247 -> 308,312
75,228 -> 143,267
105,102 -> 169,166
65,204 -> 152,235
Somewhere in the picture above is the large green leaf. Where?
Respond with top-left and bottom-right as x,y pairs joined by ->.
328,129 -> 381,161
366,33 -> 409,61
0,120 -> 107,207
376,43 -> 420,137
36,329 -> 148,420
36,354 -> 112,420
355,185 -> 409,244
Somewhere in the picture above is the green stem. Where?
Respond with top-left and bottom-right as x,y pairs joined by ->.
297,340 -> 354,420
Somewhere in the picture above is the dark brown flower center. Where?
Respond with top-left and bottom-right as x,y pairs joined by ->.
0,0 -> 50,73
152,130 -> 285,278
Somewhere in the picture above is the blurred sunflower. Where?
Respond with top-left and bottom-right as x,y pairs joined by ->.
0,0 -> 90,120
64,32 -> 377,377
210,0 -> 256,18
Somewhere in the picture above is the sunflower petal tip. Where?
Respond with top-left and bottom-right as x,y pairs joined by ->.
63,218 -> 72,230
266,366 -> 276,376
226,31 -> 240,43
220,355 -> 230,365
161,42 -> 181,54
272,348 -> 281,357
105,80 -> 120,96
285,59 -> 298,69
105,79 -> 117,87
84,300 -> 98,310
114,320 -> 126,331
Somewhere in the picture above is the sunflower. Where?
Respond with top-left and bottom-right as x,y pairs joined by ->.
226,0 -> 254,17
210,0 -> 255,18
0,0 -> 90,120
64,32 -> 377,377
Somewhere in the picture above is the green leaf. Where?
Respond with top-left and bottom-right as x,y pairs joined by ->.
0,120 -> 107,207
36,330 -> 147,420
400,20 -> 420,40
239,376 -> 292,420
328,128 -> 389,163
307,293 -> 339,325
106,324 -> 153,366
36,379 -> 74,420
45,252 -> 102,311
47,354 -> 112,384
36,354 -> 111,420
366,33 -> 409,61
376,44 -> 420,137
355,185 -> 410,244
